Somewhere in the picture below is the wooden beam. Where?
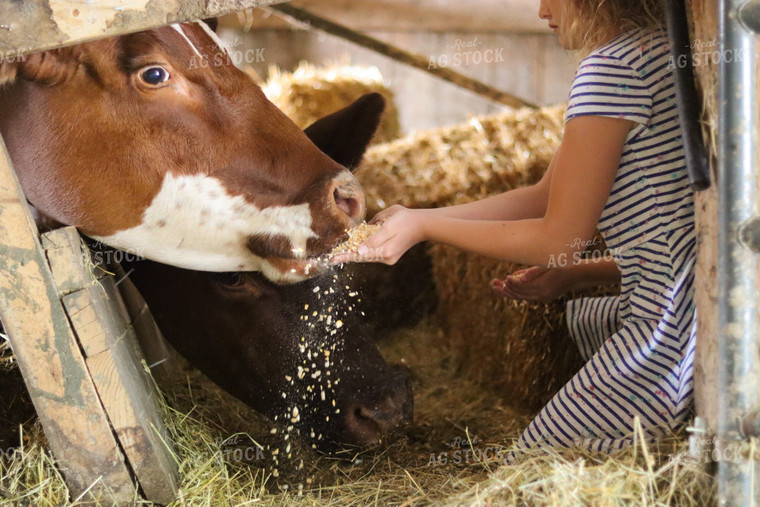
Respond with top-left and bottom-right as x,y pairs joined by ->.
268,3 -> 537,109
220,0 -> 549,33
0,0 -> 285,58
112,263 -> 180,383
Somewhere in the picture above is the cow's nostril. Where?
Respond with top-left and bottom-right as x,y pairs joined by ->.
331,172 -> 366,223
356,405 -> 391,432
342,403 -> 382,446
333,188 -> 365,223
355,406 -> 375,428
342,396 -> 411,447
334,188 -> 358,218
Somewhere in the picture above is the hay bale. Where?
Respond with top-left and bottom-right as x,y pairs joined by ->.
431,245 -> 616,412
355,105 -> 565,216
356,104 -> 618,411
263,62 -> 402,144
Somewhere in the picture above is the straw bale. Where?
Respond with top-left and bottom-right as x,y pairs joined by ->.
355,104 -> 565,216
263,62 -> 402,144
430,243 -> 617,412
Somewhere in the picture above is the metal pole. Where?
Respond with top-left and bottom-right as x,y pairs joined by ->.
664,0 -> 711,191
718,0 -> 760,504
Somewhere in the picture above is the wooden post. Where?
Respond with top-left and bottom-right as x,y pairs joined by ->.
0,136 -> 135,503
689,0 -> 721,435
0,134 -> 177,503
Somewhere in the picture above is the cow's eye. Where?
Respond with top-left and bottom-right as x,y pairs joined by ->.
139,66 -> 170,86
214,272 -> 244,288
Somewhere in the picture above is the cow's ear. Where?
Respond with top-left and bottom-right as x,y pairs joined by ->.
5,47 -> 81,86
303,92 -> 386,170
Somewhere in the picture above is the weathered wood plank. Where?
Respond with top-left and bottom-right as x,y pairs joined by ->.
63,283 -> 126,358
0,0 -> 284,57
86,328 -> 178,505
0,136 -> 135,503
41,227 -> 101,296
56,255 -> 179,504
113,263 -> 180,382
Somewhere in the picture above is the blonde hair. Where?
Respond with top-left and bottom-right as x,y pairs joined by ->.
562,0 -> 664,57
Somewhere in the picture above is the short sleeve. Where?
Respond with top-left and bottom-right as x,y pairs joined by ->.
565,54 -> 653,126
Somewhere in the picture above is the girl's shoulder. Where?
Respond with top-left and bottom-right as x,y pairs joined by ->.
567,28 -> 672,126
581,28 -> 670,70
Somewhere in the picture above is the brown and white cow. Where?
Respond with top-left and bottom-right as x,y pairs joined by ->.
111,95 -> 413,452
0,21 -> 364,283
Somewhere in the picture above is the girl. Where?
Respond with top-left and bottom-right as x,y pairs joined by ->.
333,0 -> 696,458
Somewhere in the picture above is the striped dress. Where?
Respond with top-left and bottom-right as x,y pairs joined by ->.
510,28 -> 697,459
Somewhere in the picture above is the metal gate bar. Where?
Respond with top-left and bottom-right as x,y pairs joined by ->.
718,0 -> 760,504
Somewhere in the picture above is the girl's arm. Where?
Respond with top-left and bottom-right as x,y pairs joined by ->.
492,257 -> 621,303
406,154 -> 557,221
334,115 -> 632,266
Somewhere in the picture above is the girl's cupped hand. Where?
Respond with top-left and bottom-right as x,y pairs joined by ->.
330,205 -> 426,265
491,265 -> 573,303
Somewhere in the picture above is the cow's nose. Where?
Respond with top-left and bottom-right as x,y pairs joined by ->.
344,373 -> 413,445
331,170 -> 366,224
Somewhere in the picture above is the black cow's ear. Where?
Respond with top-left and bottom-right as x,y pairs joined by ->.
202,17 -> 219,32
303,92 -> 386,170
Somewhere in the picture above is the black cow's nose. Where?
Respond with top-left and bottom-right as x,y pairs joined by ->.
331,170 -> 366,224
343,372 -> 413,446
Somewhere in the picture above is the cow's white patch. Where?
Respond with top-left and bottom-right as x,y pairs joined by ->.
170,24 -> 203,59
92,173 -> 317,278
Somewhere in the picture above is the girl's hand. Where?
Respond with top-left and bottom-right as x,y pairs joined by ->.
330,205 -> 426,265
491,266 -> 574,303
368,204 -> 406,225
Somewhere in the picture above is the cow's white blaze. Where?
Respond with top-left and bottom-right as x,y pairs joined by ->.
170,21 -> 230,62
169,24 -> 203,58
91,173 -> 318,278
197,20 -> 231,55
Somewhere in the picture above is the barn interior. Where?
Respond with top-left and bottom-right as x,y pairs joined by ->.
0,0 -> 728,505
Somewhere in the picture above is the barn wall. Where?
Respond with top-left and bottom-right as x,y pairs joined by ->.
218,26 -> 577,133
